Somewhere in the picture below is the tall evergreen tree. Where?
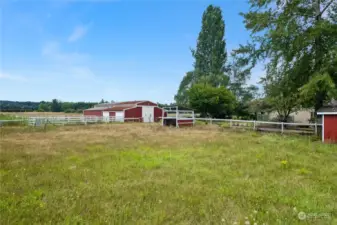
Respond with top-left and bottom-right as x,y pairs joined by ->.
51,99 -> 62,112
175,5 -> 228,106
192,5 -> 228,84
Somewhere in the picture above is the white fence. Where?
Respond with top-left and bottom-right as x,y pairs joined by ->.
0,116 -> 322,136
194,118 -> 321,135
25,116 -> 142,126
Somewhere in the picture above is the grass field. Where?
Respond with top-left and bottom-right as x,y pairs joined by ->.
0,114 -> 18,120
0,124 -> 336,224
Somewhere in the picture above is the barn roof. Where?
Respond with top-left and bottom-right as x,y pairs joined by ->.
104,104 -> 137,111
95,101 -> 146,108
115,100 -> 147,105
84,100 -> 157,112
84,107 -> 108,111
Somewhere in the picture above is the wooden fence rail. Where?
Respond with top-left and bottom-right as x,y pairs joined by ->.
0,116 -> 322,136
194,118 -> 321,135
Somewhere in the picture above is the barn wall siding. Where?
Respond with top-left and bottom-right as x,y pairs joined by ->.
154,107 -> 166,122
178,119 -> 194,127
83,110 -> 103,117
324,115 -> 337,143
124,107 -> 143,122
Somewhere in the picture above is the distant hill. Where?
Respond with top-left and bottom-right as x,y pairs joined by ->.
0,101 -> 40,112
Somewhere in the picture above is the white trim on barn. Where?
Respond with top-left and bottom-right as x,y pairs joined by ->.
317,112 -> 337,115
122,107 -> 136,112
322,114 -> 325,142
136,101 -> 147,105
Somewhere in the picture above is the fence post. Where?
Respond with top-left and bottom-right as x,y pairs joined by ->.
314,123 -> 318,135
281,122 -> 284,134
210,118 -> 213,125
229,120 -> 232,128
253,121 -> 256,130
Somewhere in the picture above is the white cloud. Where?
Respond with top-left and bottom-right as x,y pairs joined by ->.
68,24 -> 91,42
0,72 -> 27,82
42,41 -> 89,64
40,41 -> 98,83
70,66 -> 96,80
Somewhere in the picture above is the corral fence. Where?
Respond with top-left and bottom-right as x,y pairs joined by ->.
194,118 -> 321,135
0,116 -> 143,127
27,116 -> 143,126
0,116 -> 322,136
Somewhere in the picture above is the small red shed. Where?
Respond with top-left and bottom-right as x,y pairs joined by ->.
83,100 -> 165,123
317,101 -> 337,143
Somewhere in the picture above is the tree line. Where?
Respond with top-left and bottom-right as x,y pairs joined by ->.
0,100 -> 99,113
175,1 -> 337,121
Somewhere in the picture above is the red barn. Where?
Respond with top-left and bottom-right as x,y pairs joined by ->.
83,100 -> 165,123
317,101 -> 337,143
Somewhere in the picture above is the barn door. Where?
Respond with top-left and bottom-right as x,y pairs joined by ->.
115,112 -> 124,122
142,106 -> 154,123
102,111 -> 110,122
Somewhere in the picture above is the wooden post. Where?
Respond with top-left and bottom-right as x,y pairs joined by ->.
314,123 -> 318,135
210,118 -> 212,125
0,122 -> 2,138
162,108 -> 164,126
230,120 -> 232,128
281,122 -> 284,134
253,121 -> 256,130
176,107 -> 179,128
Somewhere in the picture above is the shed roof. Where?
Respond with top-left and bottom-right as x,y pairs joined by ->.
317,100 -> 337,115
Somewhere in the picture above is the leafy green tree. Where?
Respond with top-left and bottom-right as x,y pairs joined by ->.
261,73 -> 300,122
61,102 -> 73,112
174,71 -> 194,106
51,99 -> 62,112
227,55 -> 259,119
236,0 -> 337,112
37,102 -> 51,112
248,98 -> 272,120
188,84 -> 236,118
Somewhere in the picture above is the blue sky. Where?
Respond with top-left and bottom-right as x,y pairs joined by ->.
0,0 -> 264,103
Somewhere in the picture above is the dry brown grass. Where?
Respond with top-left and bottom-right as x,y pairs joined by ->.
2,112 -> 82,117
1,124 -> 221,156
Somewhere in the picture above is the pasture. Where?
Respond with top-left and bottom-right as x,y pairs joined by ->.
0,124 -> 336,224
